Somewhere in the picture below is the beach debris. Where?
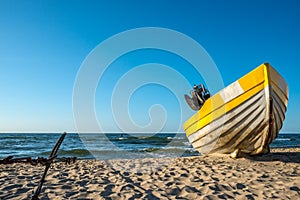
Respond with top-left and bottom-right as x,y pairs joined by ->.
60,156 -> 77,164
0,156 -> 77,165
31,132 -> 67,200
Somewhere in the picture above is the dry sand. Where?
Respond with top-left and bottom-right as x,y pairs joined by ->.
0,148 -> 299,200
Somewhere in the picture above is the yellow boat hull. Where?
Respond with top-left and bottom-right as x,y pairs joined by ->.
183,63 -> 288,156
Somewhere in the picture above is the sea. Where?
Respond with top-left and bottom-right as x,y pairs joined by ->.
0,133 -> 299,160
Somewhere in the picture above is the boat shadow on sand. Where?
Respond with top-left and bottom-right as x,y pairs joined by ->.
247,151 -> 300,164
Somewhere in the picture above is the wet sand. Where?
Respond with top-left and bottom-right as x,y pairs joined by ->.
0,148 -> 299,199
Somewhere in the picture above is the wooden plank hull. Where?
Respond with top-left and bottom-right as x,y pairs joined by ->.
183,63 -> 288,156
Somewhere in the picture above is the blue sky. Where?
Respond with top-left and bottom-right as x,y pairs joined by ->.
0,0 -> 299,133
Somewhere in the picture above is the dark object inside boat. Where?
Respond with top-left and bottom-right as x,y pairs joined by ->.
184,84 -> 210,111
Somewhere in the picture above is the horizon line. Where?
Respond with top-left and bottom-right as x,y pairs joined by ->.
0,132 -> 299,134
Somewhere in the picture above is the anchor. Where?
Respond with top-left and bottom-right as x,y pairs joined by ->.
31,132 -> 67,200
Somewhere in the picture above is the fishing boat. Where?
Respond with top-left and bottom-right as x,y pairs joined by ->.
183,63 -> 288,157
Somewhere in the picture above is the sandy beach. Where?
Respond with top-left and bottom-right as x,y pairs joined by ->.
0,148 -> 299,200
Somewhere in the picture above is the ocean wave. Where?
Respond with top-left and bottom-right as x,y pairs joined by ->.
130,146 -> 193,154
41,149 -> 92,157
108,136 -> 184,146
275,138 -> 290,141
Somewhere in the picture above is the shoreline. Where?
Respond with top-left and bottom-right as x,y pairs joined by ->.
1,148 -> 299,199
